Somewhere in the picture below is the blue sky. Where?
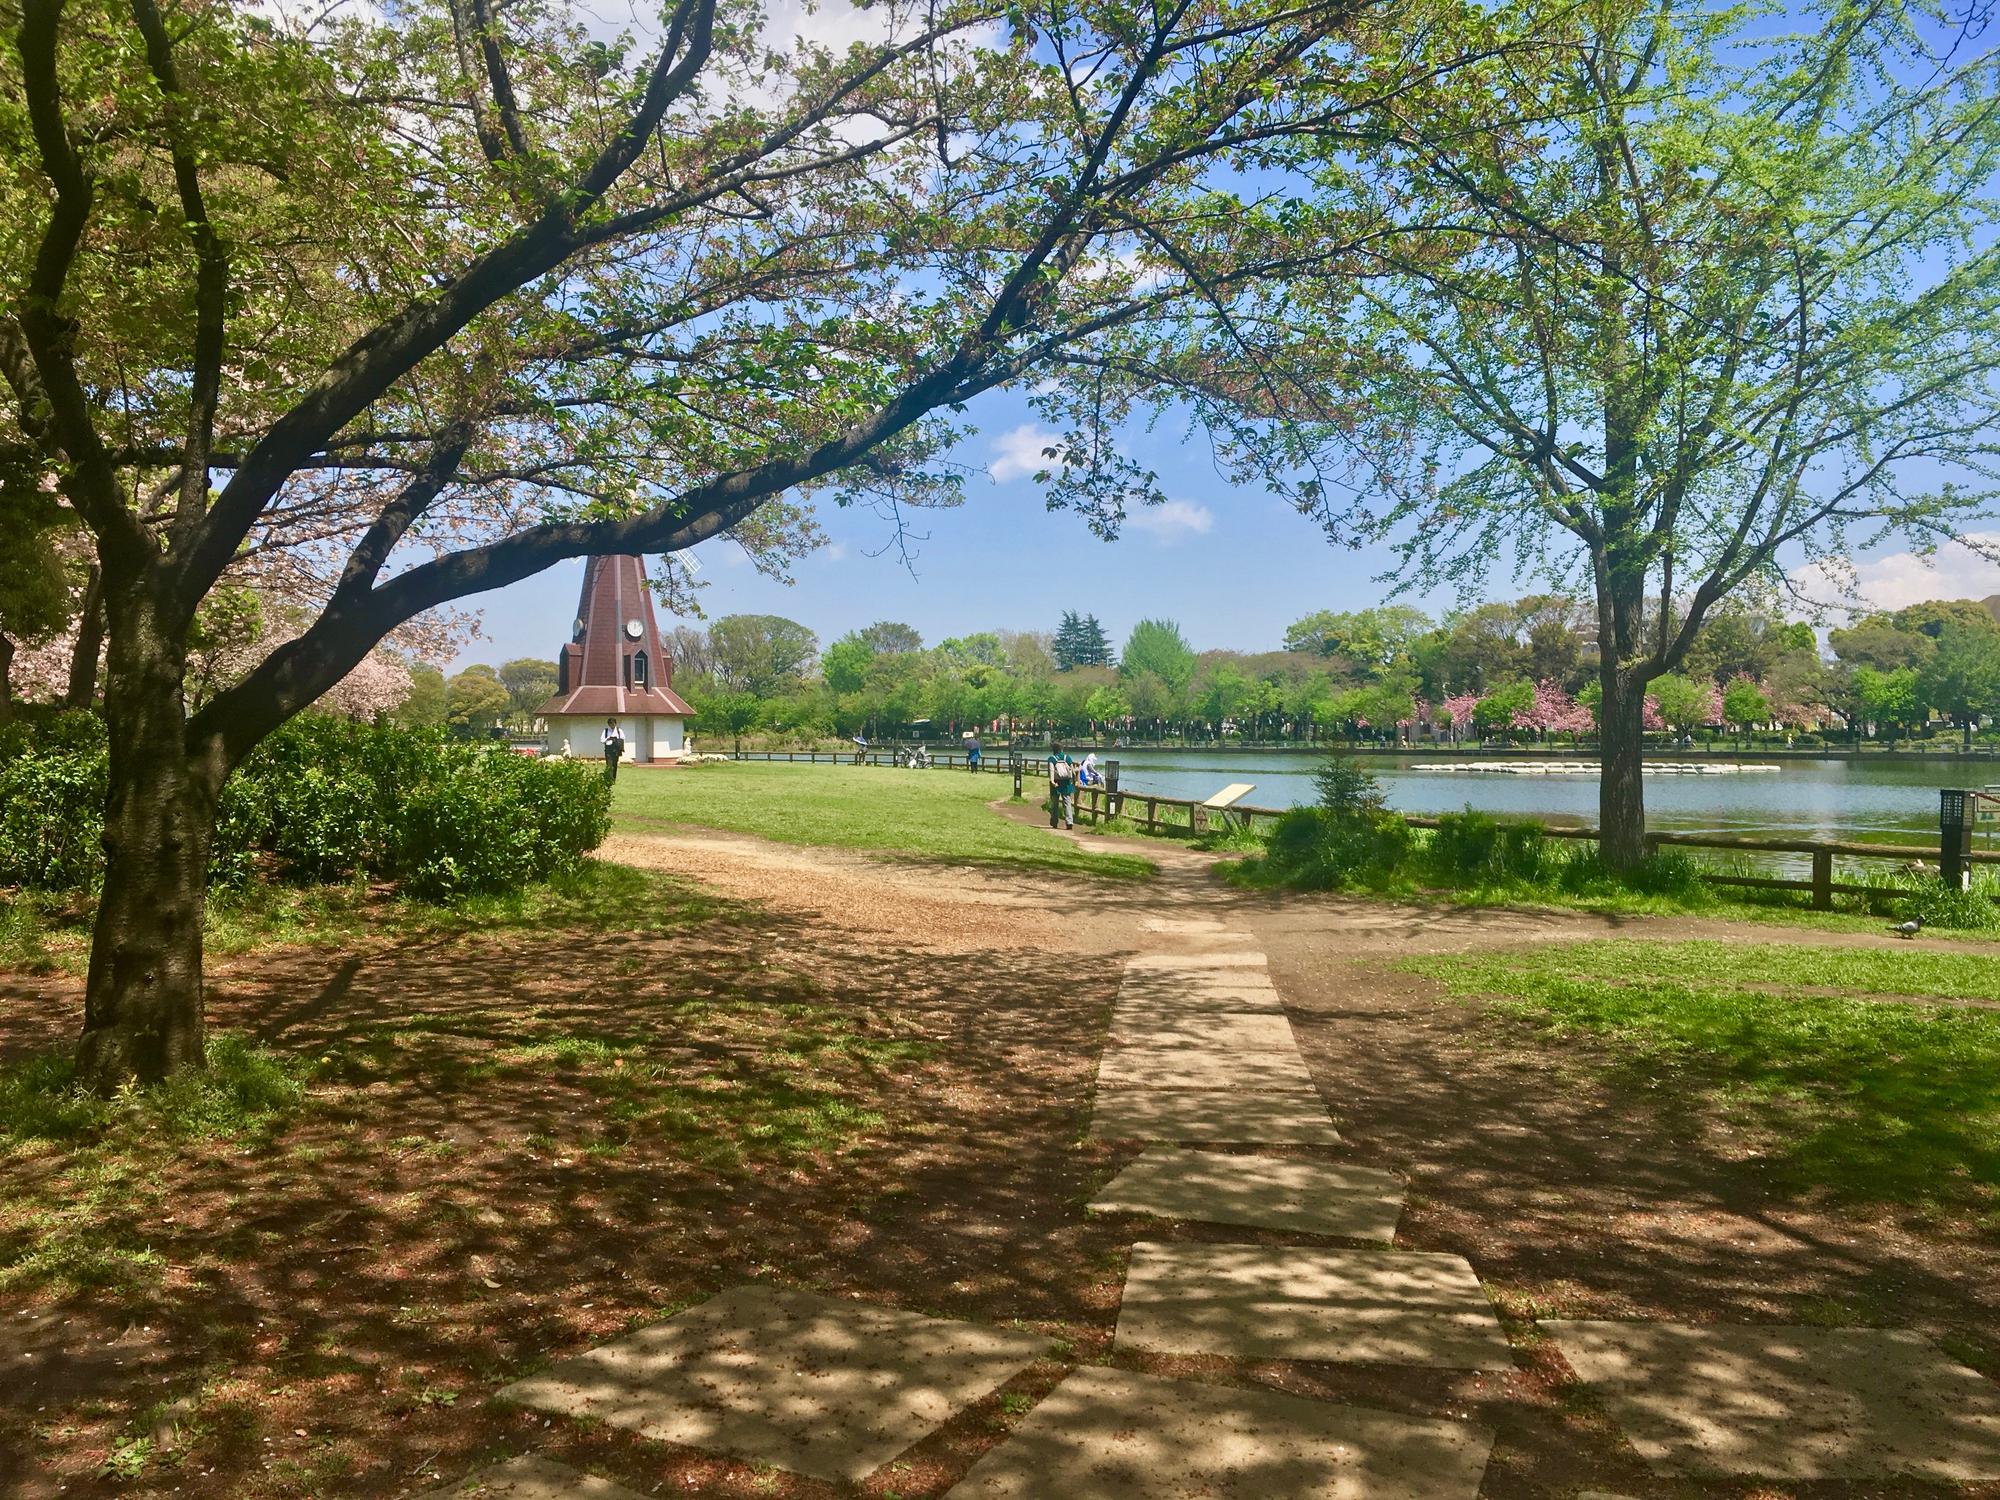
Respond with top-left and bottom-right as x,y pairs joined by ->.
451,371 -> 2000,671
445,0 -> 2000,671
454,382 -> 1461,668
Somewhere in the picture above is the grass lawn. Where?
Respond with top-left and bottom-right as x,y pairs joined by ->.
1406,939 -> 2000,1215
615,760 -> 1155,879
0,855 -> 689,976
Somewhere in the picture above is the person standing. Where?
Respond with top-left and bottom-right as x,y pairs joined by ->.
1046,740 -> 1077,829
602,717 -> 625,782
967,736 -> 982,773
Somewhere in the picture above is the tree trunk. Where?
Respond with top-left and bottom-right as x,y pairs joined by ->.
67,564 -> 104,708
74,582 -> 227,1091
0,631 -> 13,722
1597,663 -> 1648,870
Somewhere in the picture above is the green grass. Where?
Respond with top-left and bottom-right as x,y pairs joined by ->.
613,761 -> 1155,879
0,1032 -> 309,1293
0,858 -> 705,976
1221,819 -> 2000,938
1407,940 -> 2000,1212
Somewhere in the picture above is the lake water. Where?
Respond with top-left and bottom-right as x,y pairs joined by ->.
1099,747 -> 2000,844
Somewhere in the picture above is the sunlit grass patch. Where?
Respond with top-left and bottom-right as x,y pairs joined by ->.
1406,940 -> 2000,1212
614,760 -> 1155,879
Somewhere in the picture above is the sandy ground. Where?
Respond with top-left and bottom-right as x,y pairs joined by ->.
4,810 -> 1997,1498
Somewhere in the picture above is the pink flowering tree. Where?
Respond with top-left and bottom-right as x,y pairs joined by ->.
1438,692 -> 1482,743
9,0 -> 1477,1088
1526,680 -> 1593,743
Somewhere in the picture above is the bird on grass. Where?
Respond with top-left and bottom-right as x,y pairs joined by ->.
1889,917 -> 1923,939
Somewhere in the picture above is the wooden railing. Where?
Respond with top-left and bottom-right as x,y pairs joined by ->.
1064,787 -> 1998,910
724,751 -> 1993,909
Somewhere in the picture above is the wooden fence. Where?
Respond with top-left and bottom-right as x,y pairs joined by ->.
726,749 -> 1995,909
1061,786 -> 1999,909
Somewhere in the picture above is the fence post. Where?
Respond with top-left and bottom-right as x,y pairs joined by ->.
1811,848 -> 1833,910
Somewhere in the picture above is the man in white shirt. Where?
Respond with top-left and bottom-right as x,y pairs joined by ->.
602,717 -> 625,782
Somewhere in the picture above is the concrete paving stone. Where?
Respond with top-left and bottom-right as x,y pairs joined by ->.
1545,1321 -> 2000,1481
1113,988 -> 1285,1017
1117,1243 -> 1513,1370
496,1286 -> 1054,1484
942,1365 -> 1493,1500
1119,970 -> 1280,992
1106,1012 -> 1298,1051
416,1456 -> 647,1498
1090,1089 -> 1341,1145
1125,952 -> 1269,972
1139,918 -> 1247,936
1090,1150 -> 1404,1241
1096,1046 -> 1315,1092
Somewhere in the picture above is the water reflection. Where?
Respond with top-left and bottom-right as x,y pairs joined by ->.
1102,748 -> 2000,842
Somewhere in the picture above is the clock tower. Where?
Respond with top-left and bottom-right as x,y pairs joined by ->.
535,554 -> 693,763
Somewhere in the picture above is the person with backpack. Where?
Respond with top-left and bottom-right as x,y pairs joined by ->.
1046,740 -> 1078,829
602,717 -> 626,782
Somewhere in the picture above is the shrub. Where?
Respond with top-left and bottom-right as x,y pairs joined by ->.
1425,810 -> 1549,884
393,752 -> 609,900
1312,758 -> 1388,817
0,712 -> 609,901
1258,805 -> 1414,891
0,741 -> 105,889
1902,881 -> 2000,932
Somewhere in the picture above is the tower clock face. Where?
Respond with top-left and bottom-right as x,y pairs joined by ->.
624,619 -> 643,640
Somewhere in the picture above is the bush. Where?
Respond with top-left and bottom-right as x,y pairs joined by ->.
1425,810 -> 1548,884
1257,805 -> 1414,891
1312,758 -> 1388,817
1902,881 -> 2000,932
0,737 -> 105,889
0,712 -> 610,901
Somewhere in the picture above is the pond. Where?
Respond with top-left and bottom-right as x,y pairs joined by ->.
1099,747 -> 2000,845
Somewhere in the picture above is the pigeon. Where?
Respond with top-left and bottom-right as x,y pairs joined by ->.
1889,918 -> 1922,939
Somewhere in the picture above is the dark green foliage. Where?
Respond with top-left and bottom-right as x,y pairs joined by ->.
1246,758 -> 1408,889
0,712 -> 106,889
0,714 -> 610,899
1260,806 -> 1414,890
1424,810 -> 1548,884
1311,757 -> 1387,817
1902,882 -> 2000,932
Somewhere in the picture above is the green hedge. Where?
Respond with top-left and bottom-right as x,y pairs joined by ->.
0,713 -> 610,899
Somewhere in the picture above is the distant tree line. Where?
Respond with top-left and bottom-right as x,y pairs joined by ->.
422,596 -> 2000,749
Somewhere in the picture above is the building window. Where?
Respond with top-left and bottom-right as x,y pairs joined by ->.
632,651 -> 649,688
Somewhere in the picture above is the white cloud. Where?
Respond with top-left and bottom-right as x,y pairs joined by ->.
988,424 -> 1063,483
1790,532 -> 2000,616
1125,499 -> 1214,543
824,542 -> 849,562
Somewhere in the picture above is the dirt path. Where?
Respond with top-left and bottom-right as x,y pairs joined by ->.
601,814 -> 2000,1497
6,811 -> 1996,1498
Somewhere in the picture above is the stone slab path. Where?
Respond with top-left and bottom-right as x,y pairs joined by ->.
941,1365 -> 1493,1499
432,898 -> 2000,1494
497,1285 -> 1052,1484
1087,1088 -> 1343,1145
1546,1320 -> 2000,1481
1095,1045 -> 1318,1091
1105,1011 -> 1298,1049
1090,1149 -> 1404,1241
1117,1241 -> 1513,1369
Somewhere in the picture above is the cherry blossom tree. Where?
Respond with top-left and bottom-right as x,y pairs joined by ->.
2,0 -> 1510,1086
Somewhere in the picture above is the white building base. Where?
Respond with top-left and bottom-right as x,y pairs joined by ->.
546,716 -> 686,763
